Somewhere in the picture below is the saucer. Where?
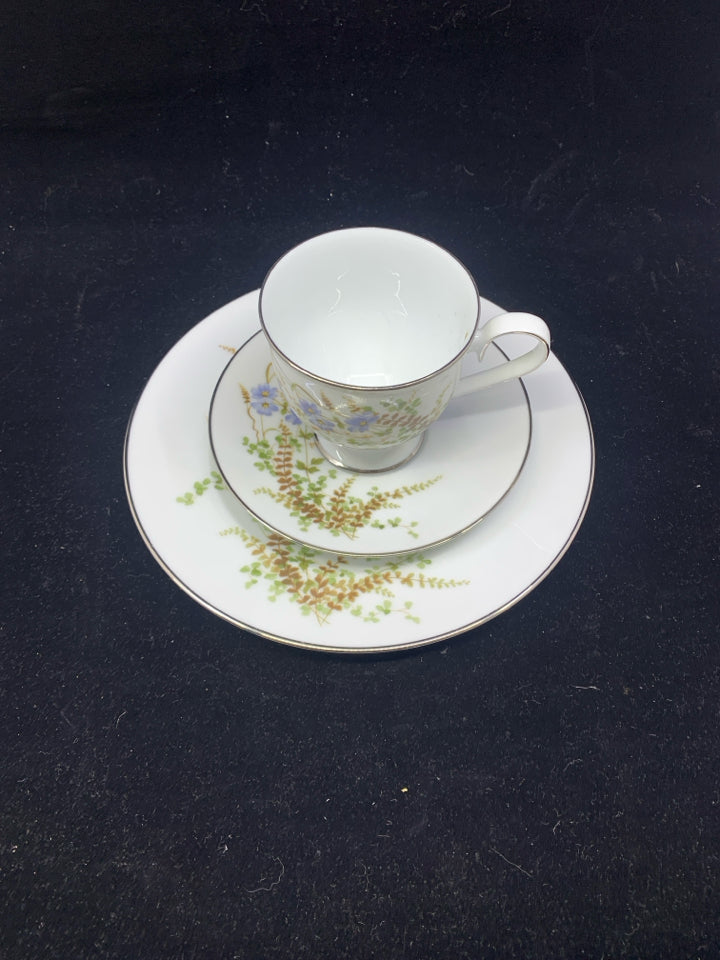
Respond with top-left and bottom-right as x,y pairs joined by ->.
124,291 -> 594,654
208,331 -> 532,556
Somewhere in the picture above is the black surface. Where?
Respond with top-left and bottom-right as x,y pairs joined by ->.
2,2 -> 718,957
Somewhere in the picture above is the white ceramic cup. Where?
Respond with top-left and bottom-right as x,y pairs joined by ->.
259,227 -> 550,472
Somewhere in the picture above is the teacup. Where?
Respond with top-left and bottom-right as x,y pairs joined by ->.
259,227 -> 550,472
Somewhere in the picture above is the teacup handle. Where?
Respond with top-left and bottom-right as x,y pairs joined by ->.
453,312 -> 551,397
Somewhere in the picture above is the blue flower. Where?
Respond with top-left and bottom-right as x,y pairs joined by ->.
250,383 -> 280,416
310,415 -> 336,432
251,383 -> 279,402
297,399 -> 336,431
285,409 -> 302,426
345,412 -> 379,433
251,398 -> 280,415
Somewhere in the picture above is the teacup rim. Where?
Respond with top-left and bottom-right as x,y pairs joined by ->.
258,225 -> 481,392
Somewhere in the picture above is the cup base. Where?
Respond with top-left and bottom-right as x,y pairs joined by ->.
314,433 -> 425,473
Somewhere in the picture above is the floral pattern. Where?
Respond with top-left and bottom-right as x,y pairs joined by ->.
249,383 -> 280,415
346,412 -> 380,432
270,350 -> 455,449
177,477 -> 469,626
237,363 -> 443,542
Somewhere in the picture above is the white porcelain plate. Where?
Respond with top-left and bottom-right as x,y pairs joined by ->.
124,291 -> 594,654
208,330 -> 532,556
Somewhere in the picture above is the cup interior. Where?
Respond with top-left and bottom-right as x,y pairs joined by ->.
260,228 -> 479,387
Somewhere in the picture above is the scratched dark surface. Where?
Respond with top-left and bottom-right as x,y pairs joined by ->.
1,1 -> 718,957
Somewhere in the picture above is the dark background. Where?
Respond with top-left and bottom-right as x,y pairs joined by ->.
1,1 -> 718,957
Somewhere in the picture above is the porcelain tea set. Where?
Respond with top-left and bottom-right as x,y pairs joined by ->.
125,226 -> 592,652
